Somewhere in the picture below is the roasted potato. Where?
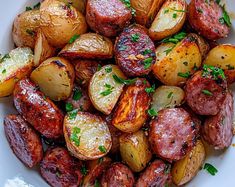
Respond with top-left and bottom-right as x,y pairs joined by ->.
172,140 -> 206,186
58,0 -> 86,13
12,10 -> 40,49
34,29 -> 55,67
151,85 -> 185,112
112,78 -> 151,133
149,0 -> 187,41
0,47 -> 33,97
64,111 -> 112,160
119,130 -> 152,172
130,0 -> 165,27
40,0 -> 87,48
89,65 -> 126,115
59,33 -> 113,59
153,35 -> 202,86
30,57 -> 75,101
83,157 -> 112,187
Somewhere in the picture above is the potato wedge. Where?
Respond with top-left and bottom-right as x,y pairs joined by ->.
172,140 -> 206,186
149,0 -> 187,41
59,33 -> 113,59
34,29 -> 55,67
130,0 -> 165,27
0,47 -> 33,97
58,0 -> 86,13
30,57 -> 75,101
119,130 -> 152,172
112,78 -> 151,133
63,111 -> 112,160
151,85 -> 185,112
40,0 -> 87,48
12,10 -> 40,49
153,35 -> 202,86
89,65 -> 126,115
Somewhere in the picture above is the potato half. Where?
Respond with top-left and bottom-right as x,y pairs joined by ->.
149,0 -> 187,41
30,57 -> 75,101
172,140 -> 206,186
119,130 -> 152,172
59,33 -> 114,59
63,111 -> 112,160
0,47 -> 33,97
89,65 -> 126,115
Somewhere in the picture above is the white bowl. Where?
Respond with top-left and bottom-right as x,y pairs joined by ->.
0,0 -> 235,186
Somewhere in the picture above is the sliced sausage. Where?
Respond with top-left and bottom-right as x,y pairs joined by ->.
149,108 -> 197,162
86,0 -> 132,37
136,160 -> 172,187
202,92 -> 234,149
4,114 -> 43,168
188,0 -> 230,40
185,71 -> 227,115
13,78 -> 64,139
101,162 -> 135,187
115,24 -> 156,77
40,147 -> 83,187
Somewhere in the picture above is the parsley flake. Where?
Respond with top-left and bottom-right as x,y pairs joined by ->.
69,34 -> 80,44
105,67 -> 112,73
94,180 -> 100,187
177,72 -> 190,78
202,64 -> 225,80
97,64 -> 102,71
148,108 -> 158,117
131,33 -> 140,42
145,84 -> 155,93
68,109 -> 78,120
70,126 -> 81,146
167,92 -> 173,98
98,145 -> 107,153
172,13 -> 177,18
161,31 -> 187,44
142,49 -> 152,55
73,89 -> 82,101
202,89 -> 213,96
113,75 -> 136,85
65,103 -> 73,112
2,69 -> 6,74
203,163 -> 218,176
143,57 -> 153,69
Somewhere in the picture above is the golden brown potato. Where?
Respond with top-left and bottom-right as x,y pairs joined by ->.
119,130 -> 152,172
64,111 -> 112,160
89,65 -> 126,115
172,140 -> 206,186
58,0 -> 86,13
83,157 -> 112,187
0,47 -> 33,97
40,0 -> 87,48
149,0 -> 187,41
59,33 -> 113,59
153,35 -> 202,86
112,78 -> 151,133
30,57 -> 75,101
151,85 -> 185,112
12,10 -> 40,49
34,29 -> 55,67
130,0 -> 165,27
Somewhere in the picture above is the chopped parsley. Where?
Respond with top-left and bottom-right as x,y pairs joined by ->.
26,29 -> 36,36
65,103 -> 73,112
177,72 -> 190,78
97,64 -> 102,71
73,89 -> 82,101
98,145 -> 107,153
148,108 -> 158,117
68,34 -> 80,44
164,9 -> 169,14
2,69 -> 6,74
161,31 -> 187,44
81,165 -> 88,176
98,157 -> 104,163
0,54 -> 10,63
131,33 -> 140,42
220,4 -> 232,27
203,163 -> 218,176
164,164 -> 171,174
202,89 -> 213,96
94,180 -> 100,187
142,49 -> 152,55
68,109 -> 78,120
145,84 -> 155,93
25,2 -> 40,11
120,0 -> 136,15
70,127 -> 81,146
202,64 -> 225,80
105,67 -> 112,73
113,74 -> 136,85
164,46 -> 175,55
100,84 -> 114,96
172,13 -> 177,18
170,8 -> 187,12
143,57 -> 153,69
26,7 -> 32,11
167,92 -> 173,98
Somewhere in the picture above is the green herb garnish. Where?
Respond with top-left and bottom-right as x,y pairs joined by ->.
172,13 -> 177,18
131,33 -> 140,42
220,4 -> 232,27
202,64 -> 225,80
73,89 -> 82,101
33,2 -> 41,9
120,0 -> 136,15
161,31 -> 187,44
145,84 -> 155,93
26,7 -> 32,11
177,72 -> 190,78
105,67 -> 112,73
0,54 -> 10,63
167,92 -> 173,98
97,64 -> 102,71
69,34 -> 80,44
170,8 -> 187,12
68,109 -> 78,120
94,180 -> 100,187
100,84 -> 114,96
202,89 -> 213,96
142,49 -> 152,55
98,145 -> 107,153
164,46 -> 175,55
143,57 -> 153,69
113,74 -> 136,85
65,103 -> 73,112
2,69 -> 6,74
148,108 -> 158,117
203,163 -> 218,176
164,9 -> 169,14
81,165 -> 88,176
70,127 -> 81,146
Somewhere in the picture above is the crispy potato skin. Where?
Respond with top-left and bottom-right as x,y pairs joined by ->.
112,78 -> 151,133
59,33 -> 113,59
12,10 -> 40,49
4,115 -> 43,168
13,78 -> 64,139
119,130 -> 152,172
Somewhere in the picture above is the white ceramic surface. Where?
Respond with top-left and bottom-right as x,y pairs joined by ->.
0,0 -> 235,186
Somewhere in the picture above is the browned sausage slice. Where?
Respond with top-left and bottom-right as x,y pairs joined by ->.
115,24 -> 156,77
202,92 -> 234,149
40,147 -> 83,187
13,78 -> 64,139
185,71 -> 227,115
136,160 -> 172,187
149,108 -> 197,162
86,0 -> 132,37
4,114 -> 43,168
101,162 -> 135,187
188,0 -> 230,40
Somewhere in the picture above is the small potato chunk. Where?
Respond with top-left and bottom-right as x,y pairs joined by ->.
172,140 -> 206,186
40,0 -> 87,48
34,29 -> 55,67
151,85 -> 185,112
153,35 -> 202,86
64,111 -> 112,160
149,0 -> 187,41
130,0 -> 165,27
112,78 -> 151,133
30,57 -> 75,101
0,47 -> 33,97
58,0 -> 86,13
89,65 -> 126,115
12,10 -> 40,49
59,33 -> 113,59
119,130 -> 152,172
